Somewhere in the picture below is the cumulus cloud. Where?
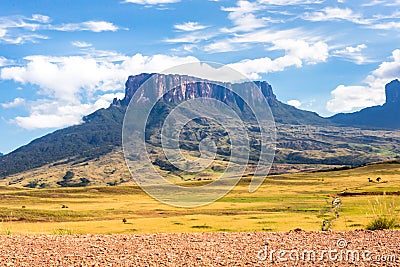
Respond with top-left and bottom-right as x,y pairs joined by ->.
326,49 -> 400,113
174,22 -> 208,31
12,93 -> 125,130
326,85 -> 379,113
287,100 -> 302,108
0,53 -> 199,129
1,98 -> 26,108
269,39 -> 329,64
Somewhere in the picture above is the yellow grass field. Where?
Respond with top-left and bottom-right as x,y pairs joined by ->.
0,162 -> 399,235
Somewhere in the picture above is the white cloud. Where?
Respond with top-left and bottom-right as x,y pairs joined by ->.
0,31 -> 48,44
203,41 -> 238,53
302,7 -> 370,24
94,92 -> 125,108
258,0 -> 323,4
221,0 -> 266,32
1,98 -> 26,108
333,44 -> 371,64
228,39 -> 329,78
269,39 -> 329,64
203,27 -> 319,54
326,49 -> 400,113
123,0 -> 180,4
71,41 -> 92,48
336,44 -> 367,54
53,21 -> 120,32
164,0 -> 327,55
12,92 -> 126,130
30,14 -> 51,23
370,49 -> 400,78
13,102 -> 97,130
369,21 -> 400,30
287,100 -> 302,108
229,28 -> 315,44
326,85 -> 379,112
164,31 -> 217,43
0,15 -> 122,44
0,56 -> 13,67
363,0 -> 400,6
362,0 -> 386,6
0,52 -> 199,129
174,22 -> 208,31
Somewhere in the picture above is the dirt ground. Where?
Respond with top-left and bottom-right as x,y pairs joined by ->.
0,230 -> 398,266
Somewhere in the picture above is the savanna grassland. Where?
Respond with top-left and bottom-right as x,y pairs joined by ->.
0,161 -> 399,235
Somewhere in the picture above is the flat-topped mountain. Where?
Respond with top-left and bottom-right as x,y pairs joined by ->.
1,74 -> 400,185
330,79 -> 400,129
0,73 -> 326,178
114,73 -> 327,125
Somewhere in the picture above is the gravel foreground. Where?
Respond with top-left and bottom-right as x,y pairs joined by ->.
0,230 -> 398,266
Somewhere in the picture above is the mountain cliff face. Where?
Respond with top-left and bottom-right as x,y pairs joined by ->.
114,73 -> 327,125
385,79 -> 400,105
330,79 -> 400,129
114,73 -> 278,107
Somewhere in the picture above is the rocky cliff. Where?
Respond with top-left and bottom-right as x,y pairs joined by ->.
330,79 -> 400,129
114,73 -> 326,125
114,73 -> 277,108
385,79 -> 400,105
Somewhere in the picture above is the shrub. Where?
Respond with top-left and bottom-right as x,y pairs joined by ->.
367,216 -> 397,230
366,198 -> 398,231
23,180 -> 38,188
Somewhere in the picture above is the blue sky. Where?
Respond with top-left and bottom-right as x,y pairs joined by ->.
0,0 -> 400,154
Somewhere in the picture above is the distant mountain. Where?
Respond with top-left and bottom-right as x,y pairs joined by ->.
0,152 -> 3,157
330,79 -> 400,129
0,73 -> 329,178
2,74 -> 400,182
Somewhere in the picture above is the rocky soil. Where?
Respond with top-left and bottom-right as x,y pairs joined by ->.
0,230 -> 398,266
